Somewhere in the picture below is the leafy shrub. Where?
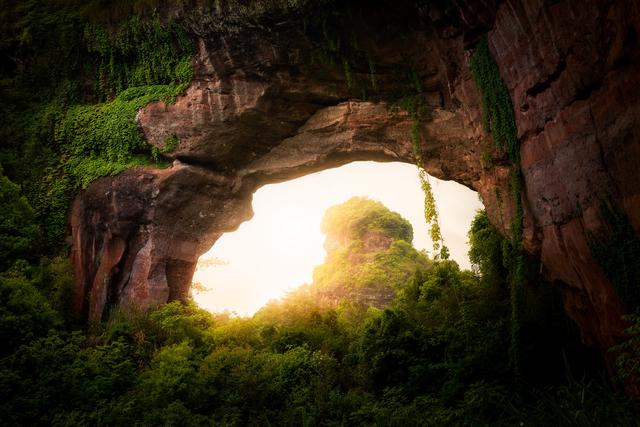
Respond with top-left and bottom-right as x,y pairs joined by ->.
0,268 -> 62,356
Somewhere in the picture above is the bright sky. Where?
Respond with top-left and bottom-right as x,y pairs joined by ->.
192,161 -> 483,315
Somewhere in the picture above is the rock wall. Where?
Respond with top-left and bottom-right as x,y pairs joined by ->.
70,0 -> 640,363
489,0 -> 640,354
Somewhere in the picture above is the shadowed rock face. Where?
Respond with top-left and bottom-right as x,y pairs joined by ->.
71,0 -> 640,362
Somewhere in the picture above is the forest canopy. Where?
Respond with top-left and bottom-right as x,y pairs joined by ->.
0,200 -> 636,425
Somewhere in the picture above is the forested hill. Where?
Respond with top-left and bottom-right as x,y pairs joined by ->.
309,197 -> 429,308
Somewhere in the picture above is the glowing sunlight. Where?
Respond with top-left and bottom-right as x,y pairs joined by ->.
192,161 -> 483,315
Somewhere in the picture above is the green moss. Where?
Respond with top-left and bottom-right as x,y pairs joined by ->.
161,135 -> 180,154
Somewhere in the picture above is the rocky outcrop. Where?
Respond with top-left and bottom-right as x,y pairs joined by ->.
71,0 -> 640,366
311,197 -> 420,309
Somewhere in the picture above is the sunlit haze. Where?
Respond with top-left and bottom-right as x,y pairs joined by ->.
193,161 -> 483,315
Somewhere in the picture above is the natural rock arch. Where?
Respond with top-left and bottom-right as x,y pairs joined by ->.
70,0 -> 640,363
71,96 -> 481,322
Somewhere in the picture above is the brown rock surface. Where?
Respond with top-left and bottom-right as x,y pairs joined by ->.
70,0 -> 640,366
489,0 -> 640,355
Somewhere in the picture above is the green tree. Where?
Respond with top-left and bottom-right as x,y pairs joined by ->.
0,169 -> 39,270
0,269 -> 61,356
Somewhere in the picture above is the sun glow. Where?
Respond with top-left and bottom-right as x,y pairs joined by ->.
192,161 -> 483,315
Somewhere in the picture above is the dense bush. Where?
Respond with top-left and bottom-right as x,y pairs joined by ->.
0,169 -> 40,270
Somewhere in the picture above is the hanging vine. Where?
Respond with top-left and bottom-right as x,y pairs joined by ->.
414,126 -> 449,261
295,2 -> 448,260
393,70 -> 449,261
470,37 -> 524,377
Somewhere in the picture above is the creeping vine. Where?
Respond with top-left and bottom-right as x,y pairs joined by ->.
471,37 -> 524,377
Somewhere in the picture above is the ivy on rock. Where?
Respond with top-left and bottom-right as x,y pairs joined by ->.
470,36 -> 524,376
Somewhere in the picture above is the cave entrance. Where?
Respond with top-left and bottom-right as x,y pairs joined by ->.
192,161 -> 482,315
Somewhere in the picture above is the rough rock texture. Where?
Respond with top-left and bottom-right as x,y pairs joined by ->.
488,0 -> 640,357
71,0 -> 640,365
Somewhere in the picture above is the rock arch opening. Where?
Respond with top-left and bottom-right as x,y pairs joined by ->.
72,97 -> 489,324
68,0 -> 640,360
192,161 -> 482,315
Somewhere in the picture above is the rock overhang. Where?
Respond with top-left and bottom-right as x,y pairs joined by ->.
70,0 -> 640,367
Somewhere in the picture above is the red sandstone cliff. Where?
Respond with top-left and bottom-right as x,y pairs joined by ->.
70,0 -> 640,368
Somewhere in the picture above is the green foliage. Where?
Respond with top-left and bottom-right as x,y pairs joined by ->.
470,38 -> 518,155
471,37 -> 524,376
321,197 -> 413,244
0,331 -> 137,426
57,84 -> 188,189
313,239 -> 430,295
0,169 -> 40,270
468,210 -> 505,281
0,1 -> 194,251
0,207 -> 635,425
467,209 -> 511,327
102,301 -> 214,361
504,377 -> 638,427
611,312 -> 640,384
419,168 -> 446,257
0,268 -> 62,356
83,15 -> 193,101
